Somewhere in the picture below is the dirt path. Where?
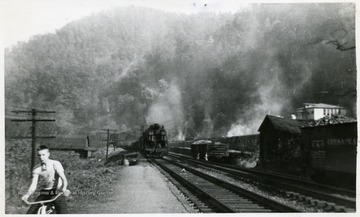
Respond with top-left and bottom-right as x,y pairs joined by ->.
69,159 -> 195,213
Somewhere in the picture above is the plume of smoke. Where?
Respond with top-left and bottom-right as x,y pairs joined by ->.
146,79 -> 185,139
226,60 -> 288,136
176,130 -> 185,141
227,124 -> 254,137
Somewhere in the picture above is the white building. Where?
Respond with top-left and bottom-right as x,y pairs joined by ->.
293,103 -> 347,120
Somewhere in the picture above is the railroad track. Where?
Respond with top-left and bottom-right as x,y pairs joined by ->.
168,152 -> 356,212
149,158 -> 301,213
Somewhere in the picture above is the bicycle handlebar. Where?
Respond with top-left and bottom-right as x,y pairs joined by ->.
23,192 -> 65,205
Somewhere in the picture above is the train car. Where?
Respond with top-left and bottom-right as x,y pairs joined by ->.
140,123 -> 168,158
301,121 -> 357,188
191,140 -> 211,160
219,134 -> 260,156
207,142 -> 230,161
191,140 -> 229,161
168,140 -> 191,156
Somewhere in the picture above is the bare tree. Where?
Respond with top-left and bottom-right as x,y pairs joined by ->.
324,25 -> 355,51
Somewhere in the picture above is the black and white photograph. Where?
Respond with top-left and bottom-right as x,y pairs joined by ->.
1,0 -> 358,214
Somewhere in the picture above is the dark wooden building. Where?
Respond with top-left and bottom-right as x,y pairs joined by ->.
41,136 -> 97,158
117,131 -> 140,148
258,115 -> 304,173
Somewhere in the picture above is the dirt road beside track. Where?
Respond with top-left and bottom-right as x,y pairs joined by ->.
69,159 -> 195,213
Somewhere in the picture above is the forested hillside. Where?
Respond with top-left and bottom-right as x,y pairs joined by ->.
5,4 -> 356,138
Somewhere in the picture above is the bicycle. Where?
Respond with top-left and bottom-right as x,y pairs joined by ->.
22,191 -> 70,214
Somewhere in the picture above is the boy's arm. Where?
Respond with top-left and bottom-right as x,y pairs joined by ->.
22,172 -> 38,201
58,170 -> 68,192
55,161 -> 70,196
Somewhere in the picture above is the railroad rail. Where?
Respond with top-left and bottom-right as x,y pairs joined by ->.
168,152 -> 356,212
149,158 -> 301,213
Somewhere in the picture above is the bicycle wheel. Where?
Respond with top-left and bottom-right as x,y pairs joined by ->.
46,205 -> 56,214
37,205 -> 47,214
37,204 -> 56,214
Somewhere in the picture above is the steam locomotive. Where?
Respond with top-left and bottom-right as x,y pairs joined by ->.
139,123 -> 168,158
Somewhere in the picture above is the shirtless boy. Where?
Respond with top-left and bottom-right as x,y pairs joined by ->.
22,145 -> 70,214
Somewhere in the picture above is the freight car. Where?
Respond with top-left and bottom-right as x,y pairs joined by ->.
139,123 -> 168,158
258,115 -> 357,189
301,122 -> 357,188
218,134 -> 260,160
190,140 -> 230,161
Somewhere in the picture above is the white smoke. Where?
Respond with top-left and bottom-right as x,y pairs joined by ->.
227,124 -> 254,137
226,61 -> 287,137
176,130 -> 185,141
146,79 -> 185,139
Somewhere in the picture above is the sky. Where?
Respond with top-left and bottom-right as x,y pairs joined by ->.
0,0 -> 253,49
0,0 -> 354,49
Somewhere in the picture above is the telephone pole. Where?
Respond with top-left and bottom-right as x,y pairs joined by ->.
11,109 -> 56,176
100,128 -> 118,159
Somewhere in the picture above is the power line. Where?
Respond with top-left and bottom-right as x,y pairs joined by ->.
11,109 -> 56,177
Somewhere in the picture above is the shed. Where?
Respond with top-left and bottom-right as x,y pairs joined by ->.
258,115 -> 303,172
117,131 -> 140,147
42,136 -> 97,158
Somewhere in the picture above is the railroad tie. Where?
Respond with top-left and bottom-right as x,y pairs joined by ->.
235,208 -> 273,213
315,200 -> 326,208
333,206 -> 346,212
324,202 -> 336,212
324,202 -> 336,207
232,204 -> 264,208
310,199 -> 320,206
324,206 -> 335,212
199,208 -> 213,213
289,192 -> 300,199
304,196 -> 313,204
298,195 -> 306,201
345,208 -> 356,213
219,199 -> 252,204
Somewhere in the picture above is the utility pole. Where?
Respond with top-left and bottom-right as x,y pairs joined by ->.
106,129 -> 110,159
101,128 -> 118,159
113,133 -> 117,151
11,109 -> 56,176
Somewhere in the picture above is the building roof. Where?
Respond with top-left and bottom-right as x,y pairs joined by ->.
192,139 -> 212,145
258,115 -> 303,134
118,131 -> 141,139
296,103 -> 344,111
43,136 -> 88,150
302,115 -> 357,127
